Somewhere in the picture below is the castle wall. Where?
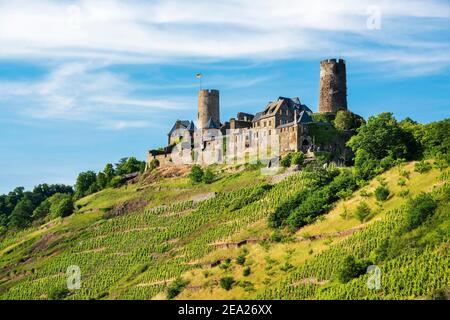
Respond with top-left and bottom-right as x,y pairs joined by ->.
198,89 -> 220,129
319,59 -> 347,113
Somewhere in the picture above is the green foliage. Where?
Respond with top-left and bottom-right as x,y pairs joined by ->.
236,255 -> 246,265
291,152 -> 305,166
311,112 -> 336,123
243,266 -> 251,277
220,276 -> 235,291
189,165 -> 204,183
374,185 -> 390,201
166,277 -> 188,300
419,118 -> 450,159
355,202 -> 371,222
280,154 -> 292,168
337,255 -> 369,283
307,123 -> 339,145
115,157 -> 145,175
109,176 -> 122,188
334,110 -> 365,131
75,171 -> 97,199
8,198 -> 34,229
49,193 -> 74,218
405,193 -> 437,231
414,161 -> 432,173
32,199 -> 51,220
48,287 -> 69,300
202,168 -> 215,184
148,159 -> 160,171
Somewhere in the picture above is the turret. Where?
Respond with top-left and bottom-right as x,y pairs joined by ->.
198,89 -> 220,129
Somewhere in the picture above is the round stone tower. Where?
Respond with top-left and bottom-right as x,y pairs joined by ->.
198,89 -> 220,129
319,59 -> 347,113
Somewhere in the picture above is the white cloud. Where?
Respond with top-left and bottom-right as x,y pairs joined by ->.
0,0 -> 448,72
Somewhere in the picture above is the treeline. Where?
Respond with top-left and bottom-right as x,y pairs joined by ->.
270,113 -> 449,230
0,157 -> 145,234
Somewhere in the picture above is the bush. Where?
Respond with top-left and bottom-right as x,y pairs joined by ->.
166,277 -> 188,300
280,154 -> 292,168
109,176 -> 122,188
355,202 -> 371,222
220,277 -> 235,291
405,193 -> 437,231
374,185 -> 390,201
243,266 -> 251,277
48,287 -> 69,300
397,177 -> 407,187
189,165 -> 204,183
414,161 -> 432,173
398,189 -> 410,198
202,168 -> 215,184
337,255 -> 368,283
291,152 -> 305,166
49,194 -> 74,218
236,255 -> 246,265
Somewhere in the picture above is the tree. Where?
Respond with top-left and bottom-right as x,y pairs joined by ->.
32,199 -> 51,220
334,110 -> 365,131
115,157 -> 145,175
49,194 -> 74,218
96,172 -> 108,190
291,152 -> 305,166
337,255 -> 367,283
348,113 -> 416,162
405,193 -> 437,231
8,198 -> 34,229
103,163 -> 115,181
189,165 -> 204,183
280,154 -> 292,168
75,171 -> 97,198
355,202 -> 371,222
219,276 -> 235,291
202,168 -> 215,184
374,185 -> 390,201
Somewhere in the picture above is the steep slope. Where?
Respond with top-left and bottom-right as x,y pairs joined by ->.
0,162 -> 448,300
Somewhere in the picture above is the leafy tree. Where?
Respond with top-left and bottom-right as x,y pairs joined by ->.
280,153 -> 292,168
405,193 -> 437,231
334,110 -> 365,131
75,171 -> 97,198
49,194 -> 74,218
109,176 -> 123,188
115,157 -> 145,175
32,199 -> 51,220
291,152 -> 305,166
202,168 -> 215,184
337,255 -> 368,283
374,185 -> 390,201
348,113 -> 417,170
355,202 -> 371,222
96,172 -> 108,190
103,163 -> 115,181
8,198 -> 34,229
189,165 -> 204,183
166,277 -> 188,300
420,118 -> 450,158
219,276 -> 235,291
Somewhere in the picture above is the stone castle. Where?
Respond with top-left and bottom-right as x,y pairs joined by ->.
148,59 -> 350,167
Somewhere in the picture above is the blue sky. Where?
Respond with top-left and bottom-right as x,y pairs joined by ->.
0,0 -> 450,194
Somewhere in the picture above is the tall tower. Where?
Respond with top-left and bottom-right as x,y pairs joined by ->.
198,89 -> 220,129
319,59 -> 347,113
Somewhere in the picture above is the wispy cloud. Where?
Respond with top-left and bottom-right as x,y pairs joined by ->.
0,62 -> 192,129
0,0 -> 449,74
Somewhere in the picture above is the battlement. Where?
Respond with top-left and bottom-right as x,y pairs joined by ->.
321,58 -> 345,65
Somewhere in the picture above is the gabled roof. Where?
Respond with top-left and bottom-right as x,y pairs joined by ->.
203,117 -> 220,129
297,110 -> 313,124
186,121 -> 197,132
252,97 -> 312,123
168,120 -> 191,135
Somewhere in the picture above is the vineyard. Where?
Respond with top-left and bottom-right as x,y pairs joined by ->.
0,163 -> 448,300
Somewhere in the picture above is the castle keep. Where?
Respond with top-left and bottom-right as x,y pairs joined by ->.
148,59 -> 353,167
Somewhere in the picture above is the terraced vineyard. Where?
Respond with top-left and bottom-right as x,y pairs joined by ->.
0,164 -> 448,300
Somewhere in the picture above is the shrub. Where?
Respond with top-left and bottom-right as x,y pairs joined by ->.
414,161 -> 432,173
166,277 -> 188,300
243,266 -> 251,277
109,176 -> 122,188
405,193 -> 437,231
291,152 -> 305,166
400,170 -> 410,179
398,189 -> 410,198
48,287 -> 69,300
374,185 -> 390,201
189,165 -> 204,183
49,194 -> 74,218
337,255 -> 368,283
236,255 -> 246,265
280,154 -> 292,168
355,202 -> 371,222
397,177 -> 407,187
219,277 -> 235,291
202,168 -> 215,184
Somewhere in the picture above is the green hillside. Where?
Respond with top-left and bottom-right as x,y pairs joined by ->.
0,161 -> 448,300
